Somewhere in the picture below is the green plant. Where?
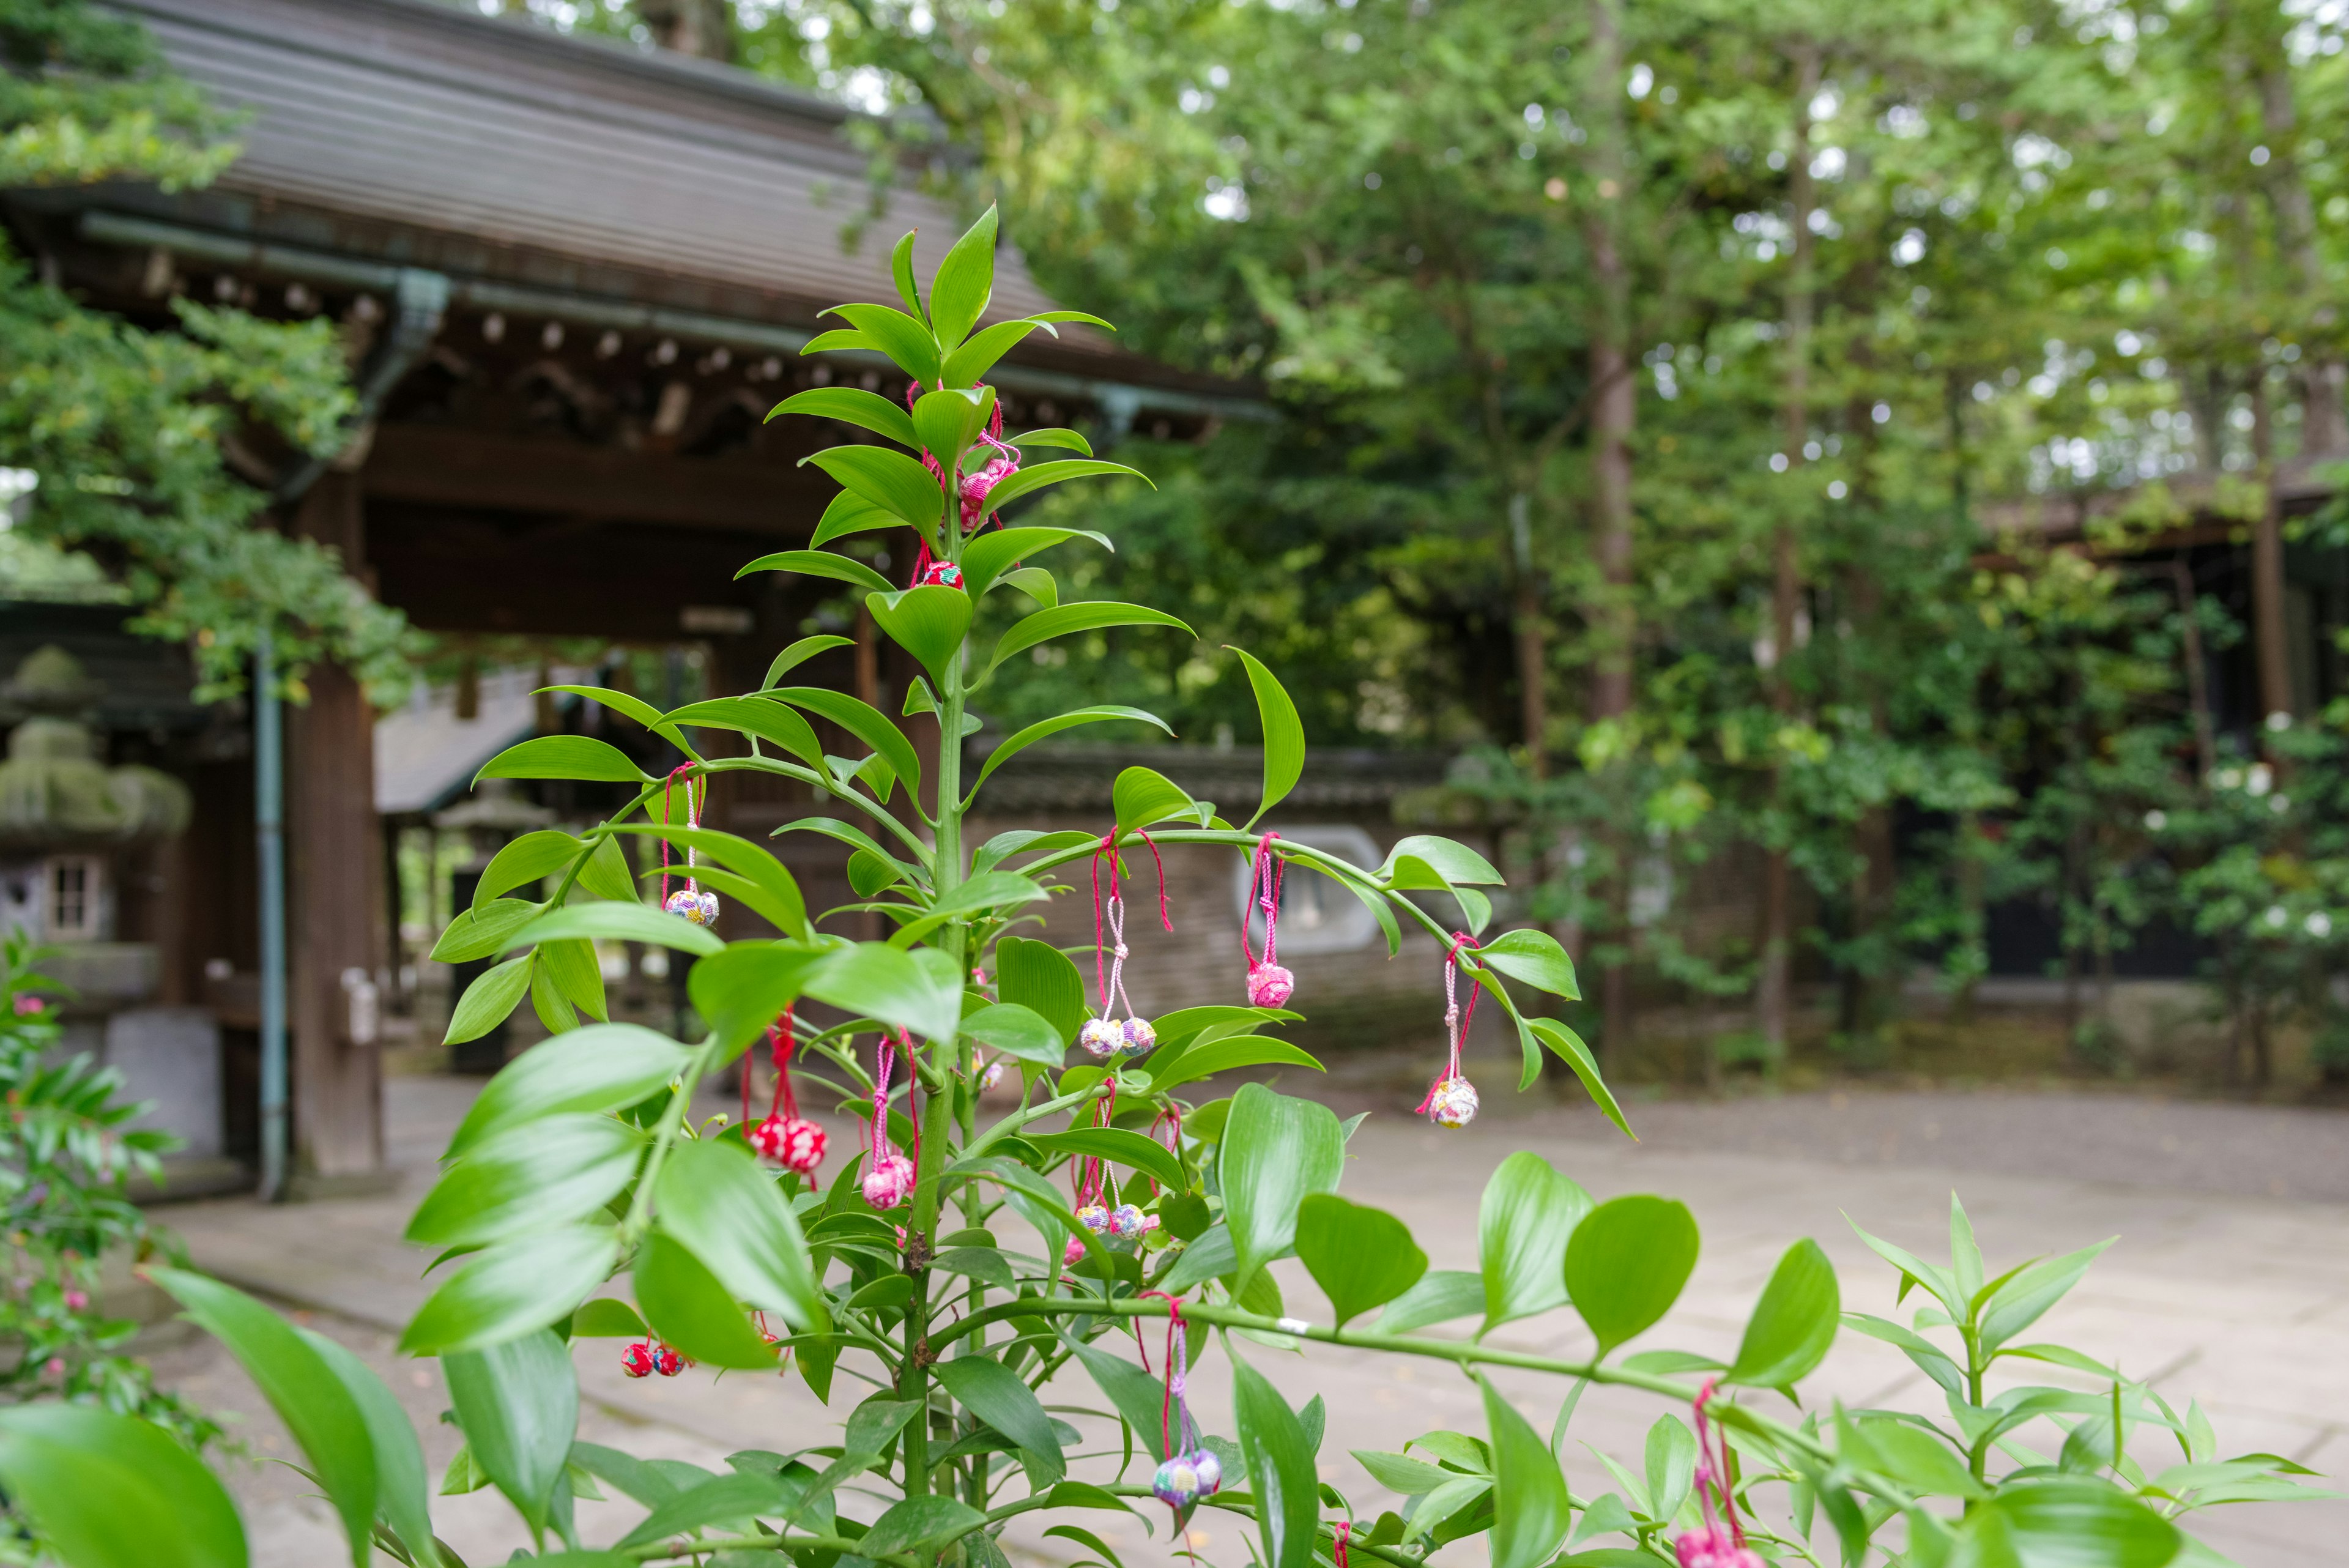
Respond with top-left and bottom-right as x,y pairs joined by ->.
0,933 -> 220,1562
0,213 -> 2327,1568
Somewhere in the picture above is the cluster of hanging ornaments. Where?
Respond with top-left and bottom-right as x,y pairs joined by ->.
620,1339 -> 685,1379
1674,1380 -> 1766,1568
862,1033 -> 917,1211
1062,1092 -> 1159,1267
1141,1294 -> 1223,1512
659,767 -> 719,926
1416,934 -> 1483,1129
744,1008 -> 826,1173
1078,833 -> 1170,1061
904,380 -> 1019,593
1240,832 -> 1295,1008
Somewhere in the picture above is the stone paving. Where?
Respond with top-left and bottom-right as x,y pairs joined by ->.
134,1072 -> 2349,1567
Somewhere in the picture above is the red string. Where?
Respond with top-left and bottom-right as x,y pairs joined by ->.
1412,933 -> 1485,1115
1334,1522 -> 1350,1568
767,1006 -> 798,1120
1136,1290 -> 1184,1457
1693,1378 -> 1746,1547
1242,832 -> 1283,968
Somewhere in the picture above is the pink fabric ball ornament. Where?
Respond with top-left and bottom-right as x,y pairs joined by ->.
1415,934 -> 1485,1129
1245,962 -> 1294,1008
751,1113 -> 826,1173
916,559 -> 964,589
621,1341 -> 655,1379
1674,1526 -> 1764,1568
1426,1076 -> 1480,1129
1240,834 -> 1296,1008
1078,1018 -> 1123,1060
959,454 -> 1020,528
652,1344 -> 685,1378
863,1151 -> 916,1210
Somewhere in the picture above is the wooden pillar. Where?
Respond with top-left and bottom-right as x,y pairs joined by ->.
287,472 -> 386,1184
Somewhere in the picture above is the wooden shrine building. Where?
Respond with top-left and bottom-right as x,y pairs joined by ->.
2,0 -> 1248,1187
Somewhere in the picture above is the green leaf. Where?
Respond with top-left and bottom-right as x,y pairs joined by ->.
576,837 -> 637,903
1379,834 -> 1504,886
659,696 -> 825,774
977,458 -> 1152,513
528,959 -> 576,1035
1012,426 -> 1094,455
474,831 -> 584,909
1026,1127 -> 1186,1192
444,1330 -> 578,1536
1000,565 -> 1058,605
820,302 -> 943,384
959,1001 -> 1064,1065
1480,1376 -> 1572,1568
431,897 -> 542,962
808,491 -> 901,548
1479,1152 -> 1593,1334
0,1403 -> 246,1568
683,941 -> 830,1052
765,387 -> 919,448
1951,1479 -> 2179,1567
800,327 -> 877,355
299,1329 -> 439,1567
610,1470 -> 787,1548
570,1299 -> 648,1338
1372,1269 -> 1485,1335
540,685 -> 670,737
1063,1331 -> 1176,1462
540,938 -> 607,1022
445,954 -> 533,1046
803,444 -> 947,535
960,525 -> 1113,599
1474,929 -> 1581,1000
1527,1020 -> 1634,1140
150,1270 -> 376,1567
1146,1036 -> 1323,1093
636,1229 -> 782,1370
1978,1240 -> 2114,1353
1563,1196 -> 1699,1355
447,1023 -> 689,1156
407,1115 -> 644,1249
889,228 -> 922,317
1220,1083 -> 1346,1294
768,686 -> 924,797
935,1355 -> 1065,1484
735,548 -> 895,595
1112,765 -> 1202,835
1644,1414 -> 1699,1527
866,584 -> 973,686
609,822 -> 811,937
507,900 -> 725,959
474,735 -> 647,786
1296,1194 -> 1426,1328
1353,1448 -> 1455,1496
986,601 -> 1193,680
969,705 -> 1171,798
943,318 -> 1044,385
401,1225 -> 620,1356
1727,1239 -> 1841,1388
804,941 -> 964,1043
913,384 -> 994,464
929,206 -> 999,349
864,1495 -> 988,1557
763,634 -> 856,685
1230,648 -> 1304,828
993,935 -> 1090,1046
655,1138 -> 829,1332
1231,1355 -> 1320,1568
1853,1416 -> 1986,1500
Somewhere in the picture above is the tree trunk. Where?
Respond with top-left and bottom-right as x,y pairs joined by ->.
2172,557 -> 2219,779
1510,492 -> 1548,774
1756,43 -> 1819,1061
2252,10 -> 2348,456
2248,375 -> 2295,723
1584,0 -> 1638,1066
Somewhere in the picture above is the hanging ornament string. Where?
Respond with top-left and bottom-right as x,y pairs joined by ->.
1145,1103 -> 1184,1196
748,1008 -> 826,1173
1081,832 -> 1171,1061
1142,1290 -> 1222,1510
1677,1378 -> 1763,1567
1241,831 -> 1294,1008
862,1032 -> 918,1210
1414,933 -> 1484,1129
903,381 -> 1017,588
1334,1522 -> 1351,1568
659,767 -> 718,925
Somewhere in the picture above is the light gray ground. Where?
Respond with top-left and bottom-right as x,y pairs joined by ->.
128,1071 -> 2349,1567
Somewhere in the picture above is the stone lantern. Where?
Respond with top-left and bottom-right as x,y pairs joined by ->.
0,645 -> 212,1156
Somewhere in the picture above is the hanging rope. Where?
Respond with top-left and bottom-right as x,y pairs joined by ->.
1082,831 -> 1170,1060
1241,831 -> 1295,1007
1414,932 -> 1483,1128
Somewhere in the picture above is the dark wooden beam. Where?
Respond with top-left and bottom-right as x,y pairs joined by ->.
362,424 -> 829,533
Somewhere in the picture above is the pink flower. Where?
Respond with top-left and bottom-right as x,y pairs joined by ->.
62,1289 -> 87,1311
12,995 -> 44,1016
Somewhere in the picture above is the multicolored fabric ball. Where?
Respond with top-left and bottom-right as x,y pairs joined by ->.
651,1344 -> 686,1377
1104,1203 -> 1160,1254
863,1151 -> 916,1210
1078,1017 -> 1124,1060
750,1113 -> 826,1173
620,1341 -> 655,1378
1152,1452 -> 1207,1509
979,1060 -> 1004,1091
1245,961 -> 1296,1009
664,888 -> 721,926
1187,1447 -> 1223,1495
1116,1016 -> 1158,1058
1427,1075 -> 1480,1129
916,559 -> 965,589
1674,1526 -> 1764,1568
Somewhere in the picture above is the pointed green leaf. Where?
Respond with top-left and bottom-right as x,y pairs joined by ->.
977,458 -> 1152,513
474,735 -> 648,786
430,897 -> 542,963
1378,834 -> 1504,886
959,1001 -> 1064,1065
1475,929 -> 1581,1000
0,1403 -> 246,1568
1229,648 -> 1303,828
766,387 -> 918,448
1528,1019 -> 1633,1140
473,831 -> 585,909
803,445 -> 947,535
960,525 -> 1114,599
993,935 -> 1089,1046
1145,1036 -> 1323,1093
809,491 -> 901,548
1481,1376 -> 1572,1568
656,1138 -> 829,1332
1220,1083 -> 1346,1293
444,1330 -> 578,1535
768,686 -> 923,797
1111,765 -> 1202,835
407,1115 -> 644,1249
1978,1239 -> 2113,1353
1372,1269 -> 1485,1336
1025,1127 -> 1186,1192
300,1329 -> 440,1567
763,634 -> 856,687
1232,1355 -> 1321,1568
969,706 -> 1171,798
1727,1239 -> 1841,1388
913,384 -> 994,464
935,1355 -> 1064,1484
401,1225 -> 620,1356
943,318 -> 1043,385
735,548 -> 895,595
985,601 -> 1193,681
889,228 -> 922,317
1479,1152 -> 1592,1333
1296,1194 -> 1427,1328
1563,1196 -> 1699,1354
445,954 -> 533,1046
448,1023 -> 688,1156
636,1230 -> 783,1370
819,302 -> 943,383
866,584 -> 973,686
506,902 -> 724,957
929,205 -> 999,349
